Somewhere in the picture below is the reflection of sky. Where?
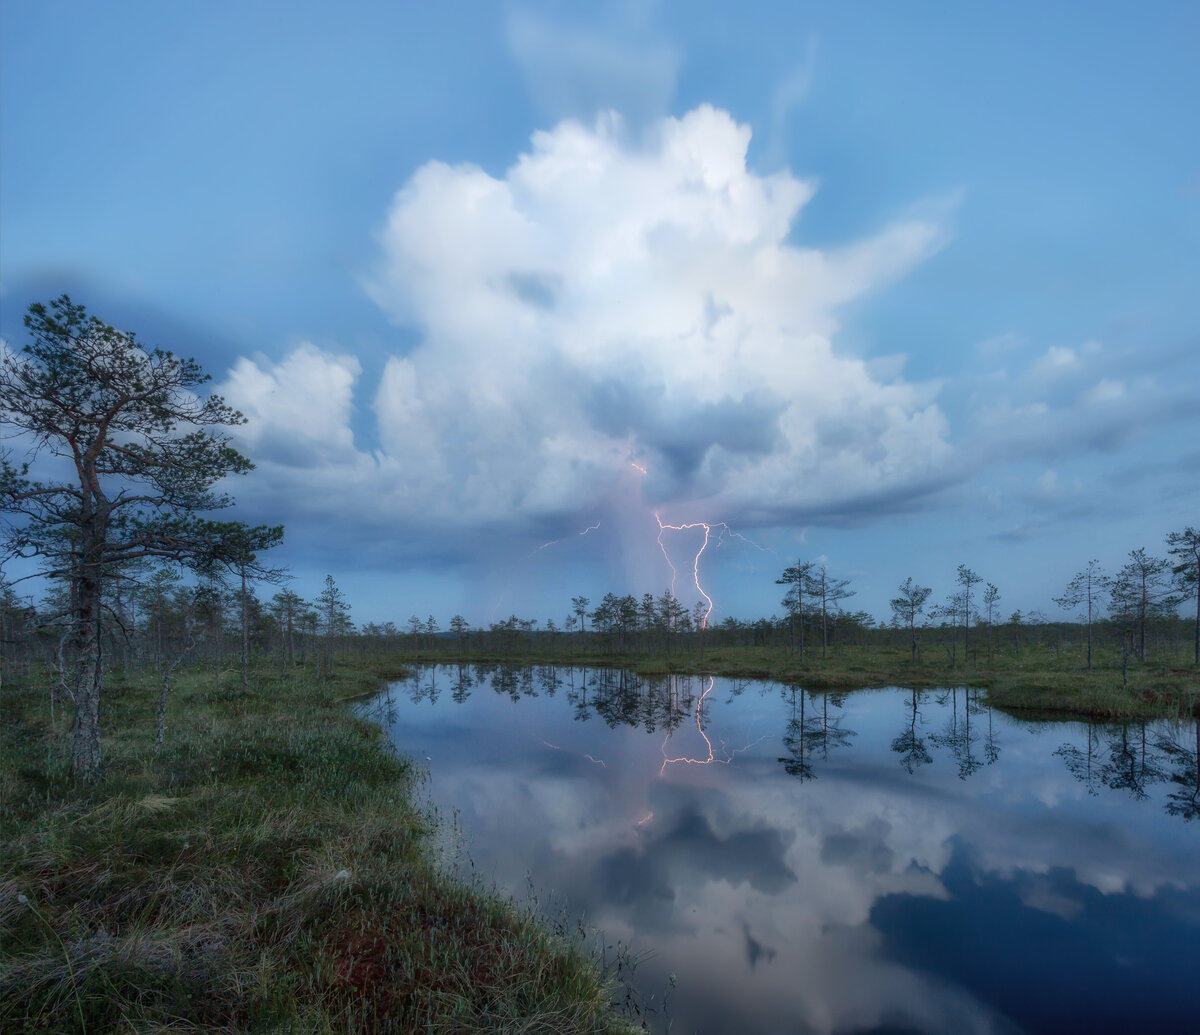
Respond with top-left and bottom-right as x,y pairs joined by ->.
365,669 -> 1200,1035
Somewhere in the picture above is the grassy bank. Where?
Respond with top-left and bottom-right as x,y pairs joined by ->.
0,665 -> 634,1034
394,642 -> 1200,720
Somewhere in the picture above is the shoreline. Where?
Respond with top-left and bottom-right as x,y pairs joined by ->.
0,664 -> 637,1034
384,646 -> 1200,721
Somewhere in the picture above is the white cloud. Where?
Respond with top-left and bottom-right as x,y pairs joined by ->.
764,38 -> 818,169
1030,344 -> 1082,380
505,7 -> 680,125
360,105 -> 951,532
221,344 -> 363,468
968,336 -> 1197,481
1080,377 -> 1126,405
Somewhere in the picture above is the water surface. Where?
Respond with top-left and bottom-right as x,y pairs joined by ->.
363,665 -> 1199,1034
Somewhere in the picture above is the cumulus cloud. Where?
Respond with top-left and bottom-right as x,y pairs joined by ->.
354,105 -> 950,535
221,344 -> 362,468
967,332 -> 1199,485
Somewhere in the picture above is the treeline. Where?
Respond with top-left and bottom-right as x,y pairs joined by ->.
419,532 -> 1199,671
0,570 -> 356,692
1,296 -> 1197,782
3,534 -> 1193,700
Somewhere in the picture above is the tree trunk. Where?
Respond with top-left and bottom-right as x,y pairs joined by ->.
71,556 -> 104,782
1192,576 -> 1199,667
821,597 -> 828,660
240,567 -> 249,693
157,619 -> 195,748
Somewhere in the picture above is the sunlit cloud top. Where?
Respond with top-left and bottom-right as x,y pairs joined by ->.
225,106 -> 951,544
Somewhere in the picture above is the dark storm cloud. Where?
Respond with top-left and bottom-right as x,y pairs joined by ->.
585,377 -> 786,480
506,271 -> 562,310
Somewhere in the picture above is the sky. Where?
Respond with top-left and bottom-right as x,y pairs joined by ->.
2,0 -> 1198,628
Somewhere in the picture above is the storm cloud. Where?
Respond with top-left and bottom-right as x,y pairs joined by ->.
223,105 -> 952,549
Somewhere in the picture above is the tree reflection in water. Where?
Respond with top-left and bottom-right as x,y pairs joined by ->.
1058,718 -> 1200,820
393,663 -> 1197,824
892,688 -> 932,774
369,667 -> 1200,1034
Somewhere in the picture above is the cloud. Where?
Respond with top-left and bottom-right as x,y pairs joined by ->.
968,336 -> 1200,477
356,104 -> 950,538
505,7 -> 680,124
764,38 -> 818,169
1030,344 -> 1082,380
221,344 -> 362,469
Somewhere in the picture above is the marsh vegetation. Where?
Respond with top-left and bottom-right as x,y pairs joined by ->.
0,663 -> 636,1033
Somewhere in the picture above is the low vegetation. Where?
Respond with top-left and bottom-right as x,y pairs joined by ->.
0,295 -> 1196,1029
0,664 -> 635,1034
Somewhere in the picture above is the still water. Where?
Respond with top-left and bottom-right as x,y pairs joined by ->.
362,665 -> 1199,1034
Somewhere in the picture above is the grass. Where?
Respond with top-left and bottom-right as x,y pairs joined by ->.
5,643 -> 1191,1030
0,663 -> 637,1034
397,640 -> 1200,720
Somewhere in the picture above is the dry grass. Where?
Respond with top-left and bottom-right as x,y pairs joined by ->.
1,665 -> 635,1034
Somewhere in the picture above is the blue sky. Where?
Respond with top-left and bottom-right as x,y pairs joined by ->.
2,1 -> 1197,628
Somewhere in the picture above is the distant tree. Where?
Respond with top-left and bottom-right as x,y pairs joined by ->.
1165,526 -> 1200,666
1053,560 -> 1107,670
194,574 -> 233,686
0,296 -> 256,780
890,577 -> 932,662
571,595 -> 590,635
139,566 -> 183,673
591,594 -> 619,644
776,560 -> 816,659
1111,548 -> 1175,661
692,598 -> 708,653
154,584 -> 199,748
1007,610 -> 1024,654
616,595 -> 639,649
449,614 -> 468,647
839,610 -> 876,646
809,566 -> 855,659
206,522 -> 285,691
640,592 -> 657,646
981,582 -> 1001,665
955,565 -> 984,661
269,588 -> 307,673
317,575 -> 352,676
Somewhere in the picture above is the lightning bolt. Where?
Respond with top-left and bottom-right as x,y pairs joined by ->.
660,676 -> 718,773
654,510 -> 771,628
655,514 -> 715,627
530,520 -> 601,556
541,739 -> 607,768
659,676 -> 767,774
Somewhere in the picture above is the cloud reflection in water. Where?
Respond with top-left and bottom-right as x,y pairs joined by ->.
367,668 -> 1200,1034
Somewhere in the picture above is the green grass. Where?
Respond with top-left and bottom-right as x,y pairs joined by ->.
0,664 -> 636,1034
